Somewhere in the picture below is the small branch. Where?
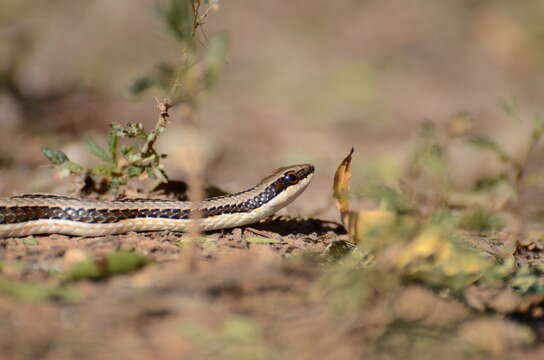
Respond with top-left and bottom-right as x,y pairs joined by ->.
514,118 -> 544,192
141,99 -> 171,156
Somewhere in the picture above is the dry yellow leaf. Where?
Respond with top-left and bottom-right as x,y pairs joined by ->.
333,147 -> 354,226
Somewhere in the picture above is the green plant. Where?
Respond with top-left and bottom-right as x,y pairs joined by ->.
42,0 -> 228,194
42,121 -> 169,194
466,99 -> 544,196
132,0 -> 228,107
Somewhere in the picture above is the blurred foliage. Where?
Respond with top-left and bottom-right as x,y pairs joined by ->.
495,263 -> 544,295
180,316 -> 271,360
0,250 -> 151,300
326,115 -> 544,355
332,116 -> 544,291
132,0 -> 228,107
64,251 -> 152,281
22,237 -> 38,246
0,279 -> 80,302
458,207 -> 505,233
399,102 -> 544,213
466,100 -> 544,195
40,0 -> 227,193
246,236 -> 281,244
398,227 -> 495,291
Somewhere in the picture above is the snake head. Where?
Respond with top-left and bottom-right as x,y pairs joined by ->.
257,164 -> 315,212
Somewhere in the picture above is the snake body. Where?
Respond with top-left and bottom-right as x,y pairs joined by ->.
0,164 -> 314,238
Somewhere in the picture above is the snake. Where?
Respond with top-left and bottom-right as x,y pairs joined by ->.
0,164 -> 314,238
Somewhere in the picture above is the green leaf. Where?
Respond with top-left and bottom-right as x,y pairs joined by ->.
246,236 -> 280,244
93,164 -> 115,177
109,177 -> 125,192
126,166 -> 144,176
326,240 -> 353,260
363,184 -> 410,213
106,251 -> 153,274
64,251 -> 152,281
124,123 -> 146,137
111,123 -> 127,136
429,209 -> 457,228
61,161 -> 85,174
111,123 -> 146,138
22,238 -> 38,246
131,64 -> 175,94
130,75 -> 156,94
466,135 -> 500,151
125,152 -> 142,163
41,146 -> 69,165
459,208 -> 505,233
146,167 -> 157,179
155,63 -> 176,90
0,279 -> 80,302
499,98 -> 520,120
472,175 -> 508,192
107,129 -> 119,164
532,115 -> 544,133
156,0 -> 195,42
120,144 -> 135,155
204,34 -> 229,88
206,33 -> 229,73
467,135 -> 513,165
511,265 -> 544,295
86,140 -> 113,163
155,168 -> 169,183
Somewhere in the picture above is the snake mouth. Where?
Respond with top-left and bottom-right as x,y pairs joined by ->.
297,164 -> 315,180
263,165 -> 314,212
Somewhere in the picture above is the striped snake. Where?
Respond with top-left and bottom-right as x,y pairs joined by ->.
0,164 -> 314,238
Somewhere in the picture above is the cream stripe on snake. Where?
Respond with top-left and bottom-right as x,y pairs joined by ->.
0,164 -> 314,238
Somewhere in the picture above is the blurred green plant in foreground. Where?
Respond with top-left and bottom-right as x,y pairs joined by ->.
323,105 -> 544,357
131,0 -> 228,108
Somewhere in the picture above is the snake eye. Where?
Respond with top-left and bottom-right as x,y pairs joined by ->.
284,171 -> 299,185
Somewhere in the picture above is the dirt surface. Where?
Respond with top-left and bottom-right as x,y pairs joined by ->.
1,216 -> 344,283
0,218 -> 347,360
1,217 -> 544,359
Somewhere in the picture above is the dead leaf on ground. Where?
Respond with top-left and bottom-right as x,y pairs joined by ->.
333,147 -> 354,228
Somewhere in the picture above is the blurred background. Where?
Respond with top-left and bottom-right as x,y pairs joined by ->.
3,3 -> 544,358
1,0 -> 543,219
